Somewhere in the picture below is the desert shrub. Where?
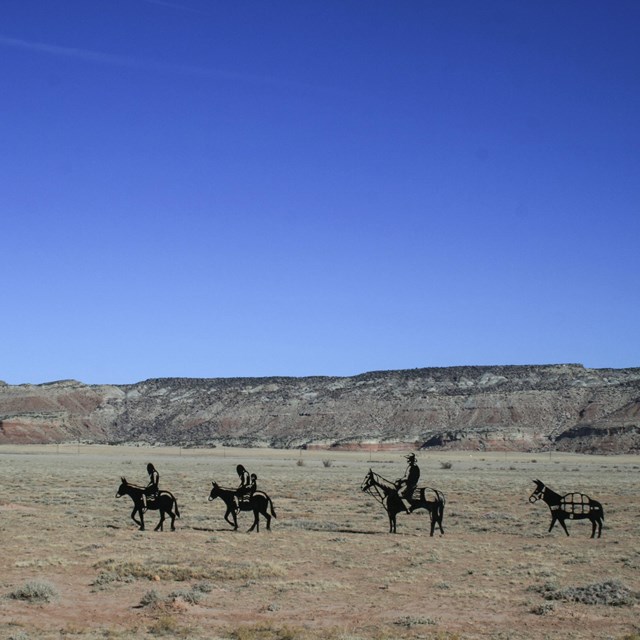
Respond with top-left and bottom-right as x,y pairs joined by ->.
322,459 -> 332,468
440,461 -> 453,470
139,589 -> 161,607
531,580 -> 636,606
193,581 -> 213,593
530,602 -> 555,615
168,588 -> 203,605
394,615 -> 437,627
9,581 -> 57,603
296,458 -> 305,467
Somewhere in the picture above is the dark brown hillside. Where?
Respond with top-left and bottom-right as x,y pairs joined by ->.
1,364 -> 639,453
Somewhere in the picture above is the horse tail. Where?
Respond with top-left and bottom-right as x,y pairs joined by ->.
162,491 -> 180,518
436,490 -> 446,520
268,496 -> 277,519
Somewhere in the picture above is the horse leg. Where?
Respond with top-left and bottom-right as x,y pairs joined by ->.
224,508 -> 238,530
155,510 -> 165,532
262,508 -> 271,531
169,508 -> 176,531
558,516 -> 570,537
132,506 -> 144,531
590,517 -> 597,539
389,511 -> 396,534
247,509 -> 259,532
437,504 -> 445,535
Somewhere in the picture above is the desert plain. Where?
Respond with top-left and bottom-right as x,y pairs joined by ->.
0,445 -> 638,640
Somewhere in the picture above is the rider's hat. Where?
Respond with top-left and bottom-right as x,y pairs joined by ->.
405,453 -> 416,461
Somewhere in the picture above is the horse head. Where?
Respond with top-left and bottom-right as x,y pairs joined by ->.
529,479 -> 545,503
208,481 -> 219,501
116,477 -> 128,499
361,469 -> 374,492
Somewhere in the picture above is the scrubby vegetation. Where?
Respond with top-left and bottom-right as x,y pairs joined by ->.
8,581 -> 57,603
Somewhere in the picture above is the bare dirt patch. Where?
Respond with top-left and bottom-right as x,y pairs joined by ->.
0,445 -> 638,639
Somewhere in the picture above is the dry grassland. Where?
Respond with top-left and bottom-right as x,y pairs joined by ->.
0,445 -> 638,639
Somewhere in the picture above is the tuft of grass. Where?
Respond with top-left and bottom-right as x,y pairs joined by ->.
322,459 -> 333,468
231,623 -> 306,640
148,614 -> 184,636
94,559 -> 209,582
8,581 -> 58,603
440,461 -> 453,469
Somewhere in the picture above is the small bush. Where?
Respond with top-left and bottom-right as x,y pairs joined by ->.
139,589 -> 161,608
394,615 -> 437,627
531,580 -> 636,606
9,581 -> 58,603
530,602 -> 555,615
296,458 -> 305,467
322,459 -> 332,468
193,581 -> 213,593
440,461 -> 453,470
168,588 -> 203,605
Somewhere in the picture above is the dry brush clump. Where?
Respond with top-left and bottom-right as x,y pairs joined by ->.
7,581 -> 58,604
530,579 -> 637,606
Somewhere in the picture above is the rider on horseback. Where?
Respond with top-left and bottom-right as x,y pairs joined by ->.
143,463 -> 160,512
395,453 -> 420,513
234,464 -> 253,512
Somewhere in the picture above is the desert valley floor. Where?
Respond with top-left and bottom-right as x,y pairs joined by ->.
0,445 -> 638,639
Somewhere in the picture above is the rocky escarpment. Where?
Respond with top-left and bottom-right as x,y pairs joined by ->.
1,365 -> 639,453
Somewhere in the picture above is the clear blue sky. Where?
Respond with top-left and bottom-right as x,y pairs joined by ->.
1,1 -> 639,385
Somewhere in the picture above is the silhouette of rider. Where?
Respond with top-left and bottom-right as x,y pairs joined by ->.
396,453 -> 420,513
143,463 -> 160,511
234,464 -> 251,511
248,473 -> 257,497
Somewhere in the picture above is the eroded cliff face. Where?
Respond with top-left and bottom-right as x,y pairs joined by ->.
1,365 -> 639,453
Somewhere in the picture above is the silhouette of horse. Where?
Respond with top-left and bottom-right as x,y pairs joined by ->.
529,479 -> 604,538
361,469 -> 445,535
116,477 -> 180,531
208,482 -> 277,532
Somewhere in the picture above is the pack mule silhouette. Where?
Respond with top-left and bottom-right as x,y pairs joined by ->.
529,479 -> 604,538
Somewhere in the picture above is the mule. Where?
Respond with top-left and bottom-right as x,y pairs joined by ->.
361,468 -> 445,535
208,482 -> 276,532
116,477 -> 180,531
529,479 -> 604,538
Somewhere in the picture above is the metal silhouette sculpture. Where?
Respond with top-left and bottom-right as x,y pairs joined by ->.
529,479 -> 604,538
116,478 -> 180,531
208,481 -> 276,532
361,469 -> 445,535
